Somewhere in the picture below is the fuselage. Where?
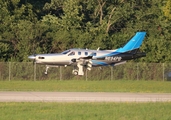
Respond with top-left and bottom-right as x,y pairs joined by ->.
28,48 -> 145,67
29,49 -> 114,66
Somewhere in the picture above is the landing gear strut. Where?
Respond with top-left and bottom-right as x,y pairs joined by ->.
72,63 -> 84,76
44,65 -> 58,75
44,65 -> 49,75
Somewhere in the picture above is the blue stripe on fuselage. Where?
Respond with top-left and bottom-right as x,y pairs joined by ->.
92,60 -> 109,66
95,51 -> 121,59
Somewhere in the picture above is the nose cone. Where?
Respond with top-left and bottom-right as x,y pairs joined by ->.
28,55 -> 36,60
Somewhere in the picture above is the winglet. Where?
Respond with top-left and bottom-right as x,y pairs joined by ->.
116,32 -> 146,52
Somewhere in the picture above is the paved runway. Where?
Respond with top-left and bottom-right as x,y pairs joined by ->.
0,92 -> 171,102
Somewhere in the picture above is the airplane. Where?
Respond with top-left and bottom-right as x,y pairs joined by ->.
28,32 -> 146,76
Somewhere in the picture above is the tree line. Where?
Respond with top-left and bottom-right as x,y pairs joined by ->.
0,0 -> 170,62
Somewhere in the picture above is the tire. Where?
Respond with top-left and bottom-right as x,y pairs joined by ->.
72,70 -> 78,75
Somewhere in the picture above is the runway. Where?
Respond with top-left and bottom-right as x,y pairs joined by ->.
0,92 -> 171,102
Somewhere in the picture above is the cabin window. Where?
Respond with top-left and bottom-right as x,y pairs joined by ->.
85,52 -> 88,56
78,52 -> 81,55
38,57 -> 45,59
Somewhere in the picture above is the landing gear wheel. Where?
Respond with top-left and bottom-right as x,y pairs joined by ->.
72,70 -> 78,75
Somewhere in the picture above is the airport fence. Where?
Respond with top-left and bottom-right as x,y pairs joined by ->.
0,62 -> 171,81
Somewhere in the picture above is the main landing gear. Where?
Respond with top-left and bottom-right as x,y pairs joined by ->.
44,65 -> 58,75
72,69 -> 78,75
72,63 -> 84,76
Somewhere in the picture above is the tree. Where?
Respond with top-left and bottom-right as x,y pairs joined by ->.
0,0 -> 171,63
0,0 -> 38,61
163,0 -> 171,20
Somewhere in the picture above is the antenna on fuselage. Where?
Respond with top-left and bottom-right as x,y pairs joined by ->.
97,47 -> 100,51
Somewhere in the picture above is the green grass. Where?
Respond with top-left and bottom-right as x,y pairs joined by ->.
0,80 -> 171,92
0,102 -> 171,120
1,80 -> 171,120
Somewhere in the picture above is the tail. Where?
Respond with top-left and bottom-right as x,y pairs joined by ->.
116,32 -> 146,53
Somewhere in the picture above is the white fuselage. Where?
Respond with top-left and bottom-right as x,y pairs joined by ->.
30,48 -> 118,66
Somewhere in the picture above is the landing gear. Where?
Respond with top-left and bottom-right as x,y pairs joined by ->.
72,69 -> 78,75
71,60 -> 93,76
72,63 -> 84,76
77,64 -> 84,75
44,65 -> 58,75
44,65 -> 49,75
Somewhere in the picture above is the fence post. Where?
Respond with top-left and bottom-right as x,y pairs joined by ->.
60,66 -> 62,81
86,69 -> 88,81
9,62 -> 11,81
137,63 -> 139,81
34,63 -> 36,81
163,63 -> 164,81
111,66 -> 113,80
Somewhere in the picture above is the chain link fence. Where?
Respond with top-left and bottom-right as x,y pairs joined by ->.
0,62 -> 171,81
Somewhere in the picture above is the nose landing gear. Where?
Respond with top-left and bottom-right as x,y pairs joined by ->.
44,65 -> 58,75
44,65 -> 49,74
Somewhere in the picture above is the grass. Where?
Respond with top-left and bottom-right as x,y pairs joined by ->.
0,80 -> 171,92
1,80 -> 171,120
0,102 -> 171,120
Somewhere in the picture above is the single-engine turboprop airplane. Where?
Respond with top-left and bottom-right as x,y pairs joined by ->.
28,32 -> 146,75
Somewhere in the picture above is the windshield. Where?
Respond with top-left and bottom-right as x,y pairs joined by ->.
61,50 -> 70,54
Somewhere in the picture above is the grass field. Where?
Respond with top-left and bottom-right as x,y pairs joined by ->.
1,80 -> 171,120
0,102 -> 171,120
0,80 -> 171,92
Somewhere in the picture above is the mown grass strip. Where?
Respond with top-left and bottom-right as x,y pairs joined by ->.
0,80 -> 171,92
0,102 -> 171,120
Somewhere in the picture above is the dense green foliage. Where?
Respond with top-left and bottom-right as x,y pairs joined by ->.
0,0 -> 170,62
1,102 -> 171,120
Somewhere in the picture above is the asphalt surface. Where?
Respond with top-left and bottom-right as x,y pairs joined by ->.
1,92 -> 171,102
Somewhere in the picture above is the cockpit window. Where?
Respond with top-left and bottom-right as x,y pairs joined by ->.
38,56 -> 45,59
68,51 -> 75,56
61,50 -> 70,54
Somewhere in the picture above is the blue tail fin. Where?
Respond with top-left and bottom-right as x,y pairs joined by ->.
116,32 -> 146,52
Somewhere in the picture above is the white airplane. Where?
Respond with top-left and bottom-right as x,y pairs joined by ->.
28,32 -> 146,75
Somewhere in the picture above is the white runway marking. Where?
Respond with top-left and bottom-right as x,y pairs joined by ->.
0,92 -> 171,102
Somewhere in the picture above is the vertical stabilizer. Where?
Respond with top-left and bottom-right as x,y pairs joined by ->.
116,32 -> 146,52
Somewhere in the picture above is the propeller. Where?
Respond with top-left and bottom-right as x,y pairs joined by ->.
28,54 -> 36,65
